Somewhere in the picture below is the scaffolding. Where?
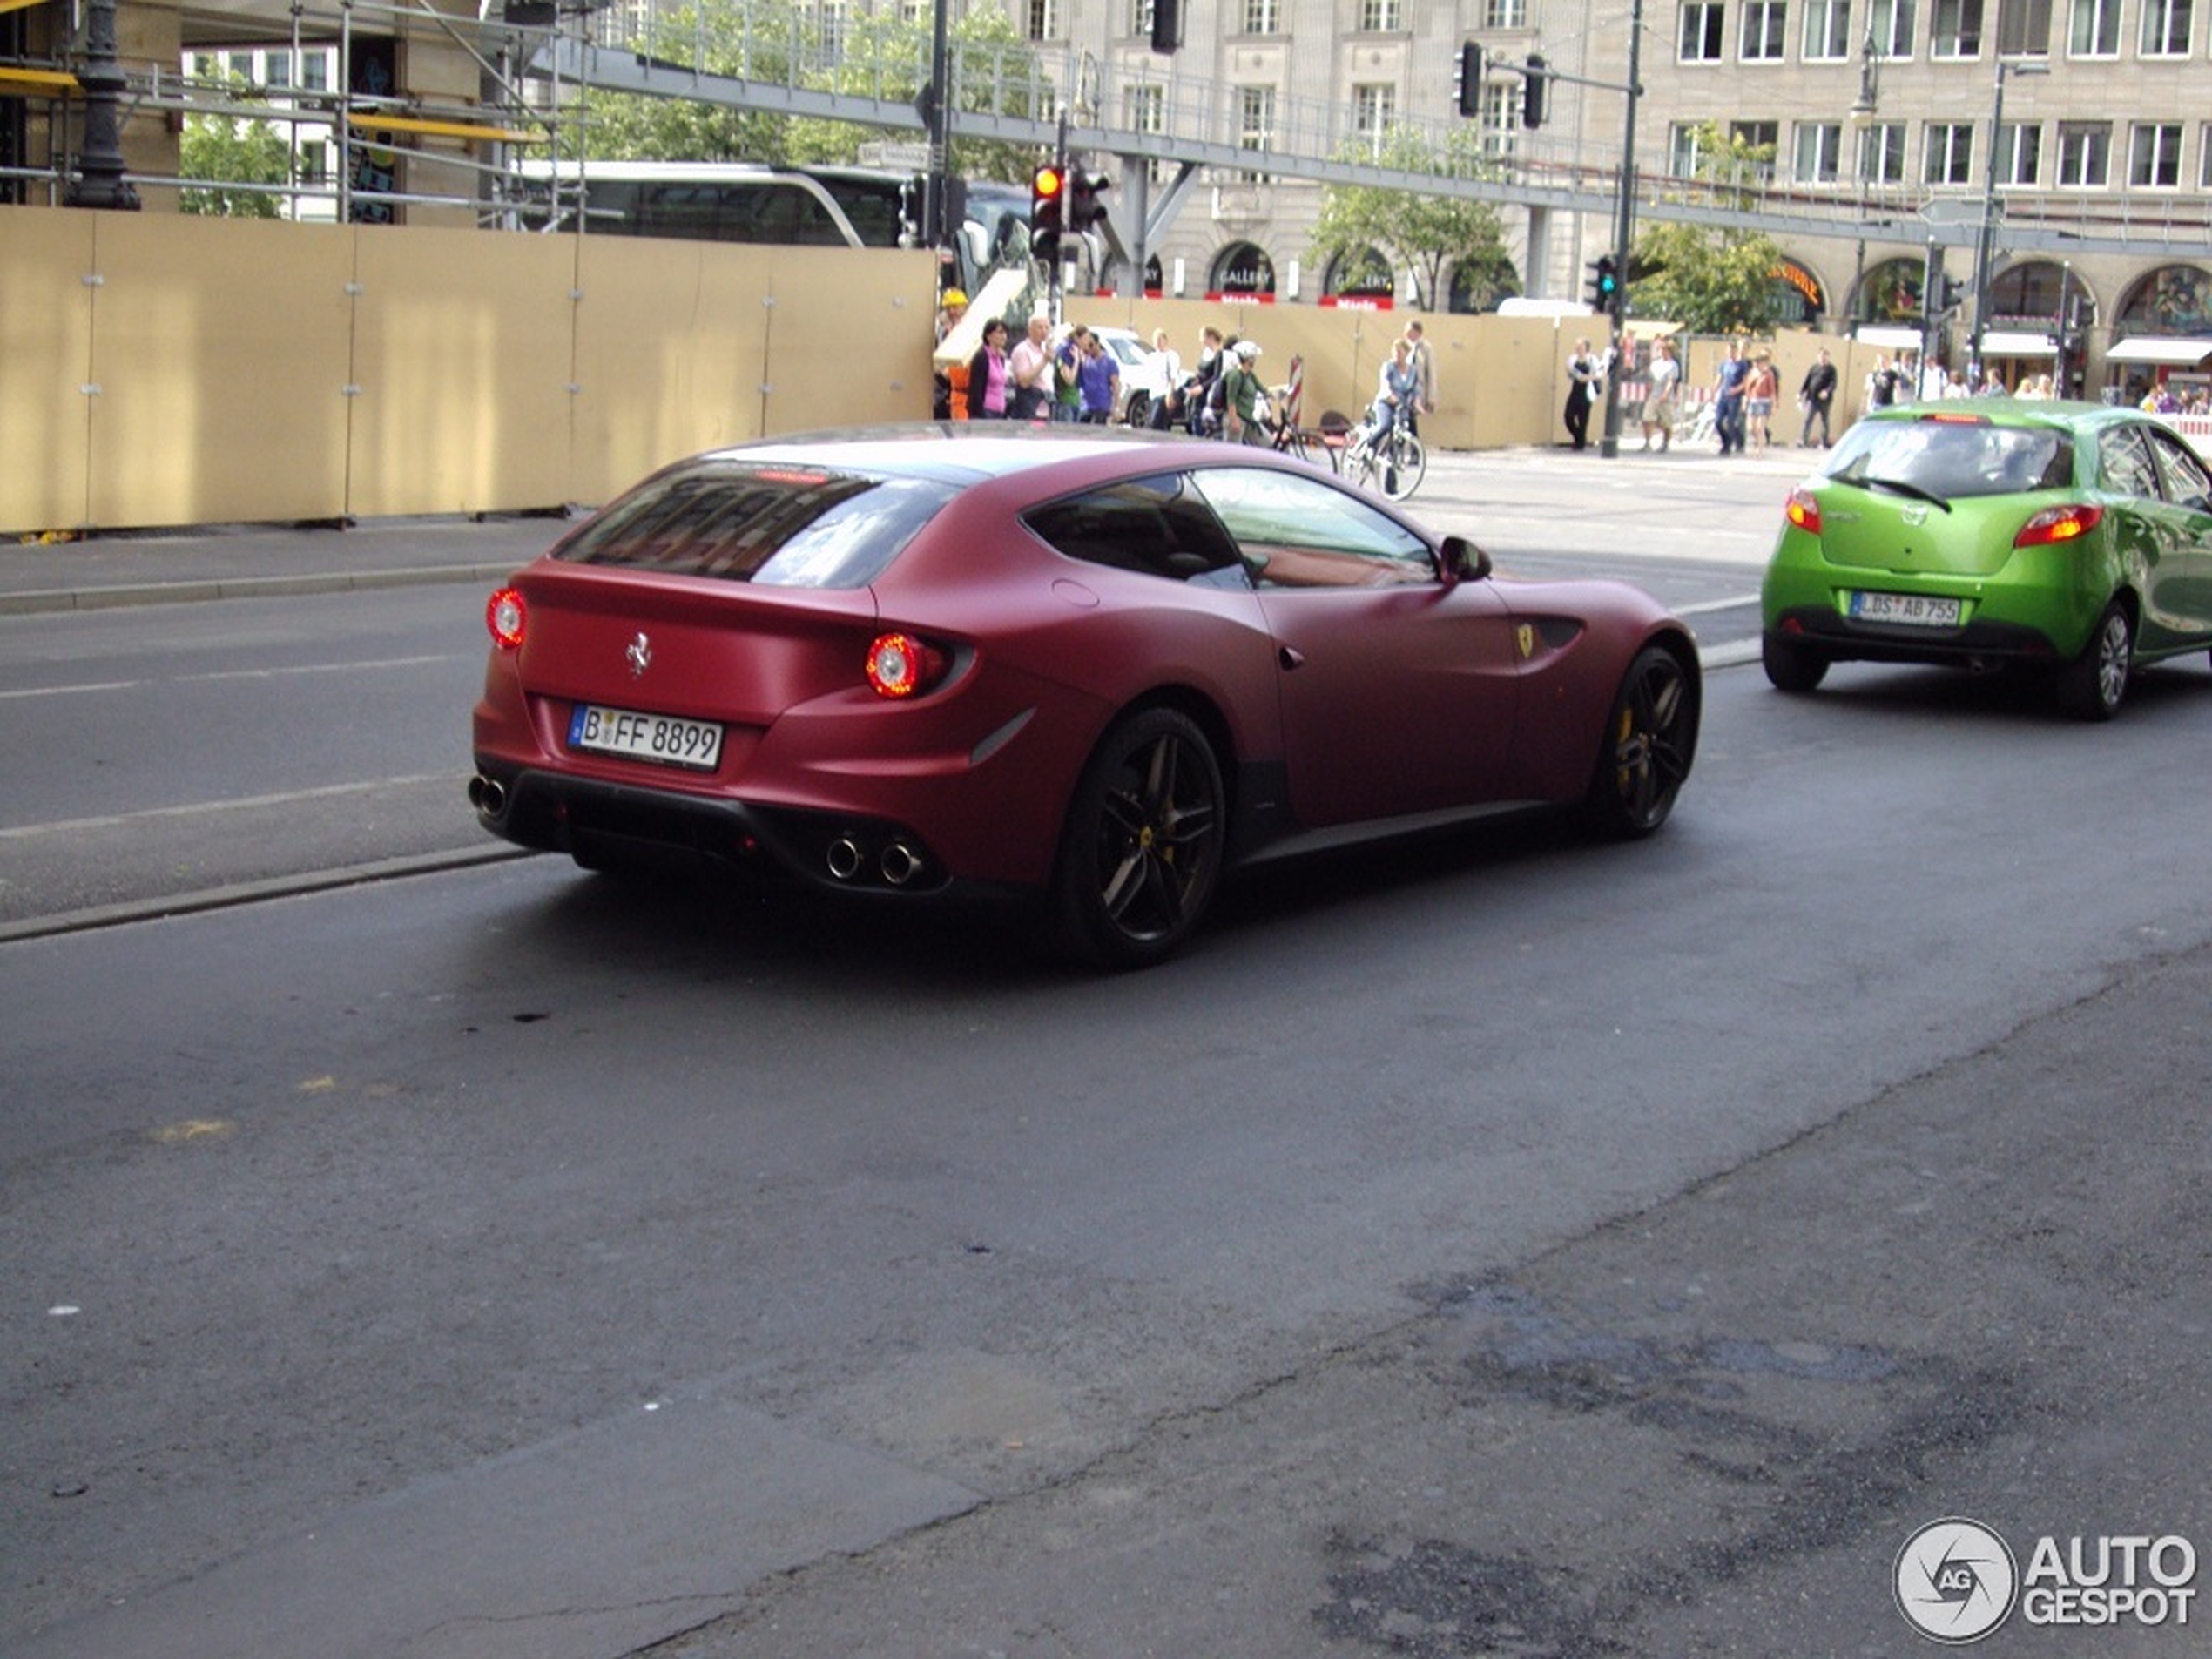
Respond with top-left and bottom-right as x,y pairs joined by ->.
0,0 -> 577,223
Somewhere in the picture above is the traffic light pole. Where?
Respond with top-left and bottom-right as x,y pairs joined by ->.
1501,4 -> 1643,456
1598,0 -> 1642,458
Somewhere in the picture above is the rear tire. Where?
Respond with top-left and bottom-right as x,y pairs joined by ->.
1053,709 -> 1225,969
1762,632 -> 1830,693
1585,645 -> 1697,839
2055,600 -> 2132,721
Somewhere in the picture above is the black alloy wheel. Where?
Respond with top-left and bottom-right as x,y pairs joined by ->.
1586,644 -> 1697,839
1054,707 -> 1225,968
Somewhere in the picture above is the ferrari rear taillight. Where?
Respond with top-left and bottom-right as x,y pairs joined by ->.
487,587 -> 527,650
1784,488 -> 1822,536
865,631 -> 949,698
2013,503 -> 2103,549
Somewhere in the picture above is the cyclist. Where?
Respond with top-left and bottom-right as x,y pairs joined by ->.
1367,338 -> 1420,445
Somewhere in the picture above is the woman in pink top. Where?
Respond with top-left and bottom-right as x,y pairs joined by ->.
965,318 -> 1012,419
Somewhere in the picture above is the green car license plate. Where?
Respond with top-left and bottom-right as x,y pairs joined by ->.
1849,590 -> 1963,628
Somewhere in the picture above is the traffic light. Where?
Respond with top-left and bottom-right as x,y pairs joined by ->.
1938,274 -> 1966,314
1523,54 -> 1548,128
1030,162 -> 1064,262
1067,168 -> 1110,235
1453,42 -> 1483,118
1150,0 -> 1183,53
1587,253 -> 1619,310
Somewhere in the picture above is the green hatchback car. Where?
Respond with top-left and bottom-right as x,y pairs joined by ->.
1761,401 -> 2212,719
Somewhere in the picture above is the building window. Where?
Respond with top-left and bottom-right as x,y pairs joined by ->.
1867,0 -> 1918,53
1804,0 -> 1853,57
299,140 -> 327,185
2130,123 -> 2183,186
1242,0 -> 1279,32
1997,0 -> 2054,51
2139,0 -> 2191,53
2202,121 -> 2212,187
1932,0 -> 1983,54
1680,1 -> 1726,60
1485,0 -> 1528,24
1742,0 -> 1789,57
1732,118 -> 1780,154
1358,0 -> 1402,30
1995,120 -> 2041,184
1480,81 -> 1521,156
1028,0 -> 1060,41
1352,84 -> 1396,152
2067,0 -> 2119,52
1128,83 -> 1166,179
1669,123 -> 1710,174
301,50 -> 330,91
1925,121 -> 1974,182
2055,121 -> 2111,185
819,0 -> 849,57
1858,120 -> 1908,181
1238,85 -> 1276,180
1794,122 -> 1844,180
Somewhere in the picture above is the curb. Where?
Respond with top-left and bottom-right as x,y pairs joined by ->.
0,562 -> 520,617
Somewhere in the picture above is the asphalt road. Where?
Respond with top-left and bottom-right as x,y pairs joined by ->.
6,649 -> 2211,1657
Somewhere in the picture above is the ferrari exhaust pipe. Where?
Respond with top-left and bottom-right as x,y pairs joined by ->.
468,774 -> 507,815
880,842 -> 921,887
826,838 -> 864,880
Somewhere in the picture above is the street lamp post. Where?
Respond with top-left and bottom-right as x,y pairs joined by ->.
1968,57 -> 2047,388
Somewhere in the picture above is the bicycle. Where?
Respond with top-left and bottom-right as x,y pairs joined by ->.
1341,409 -> 1426,502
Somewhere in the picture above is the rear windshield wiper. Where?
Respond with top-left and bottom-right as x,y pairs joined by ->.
1845,473 -> 1955,513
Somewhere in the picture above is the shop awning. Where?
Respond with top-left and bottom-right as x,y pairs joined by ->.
2106,336 -> 2212,366
1979,331 -> 2057,357
1855,325 -> 1925,349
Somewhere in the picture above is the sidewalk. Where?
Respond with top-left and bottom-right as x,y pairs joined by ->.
0,514 -> 569,617
1,444 -> 1811,617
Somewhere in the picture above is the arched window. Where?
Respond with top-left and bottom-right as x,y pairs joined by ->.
1853,256 -> 1925,325
1209,242 -> 1276,297
2113,265 -> 2212,340
1770,256 -> 1826,327
1322,246 -> 1394,301
1447,253 -> 1519,314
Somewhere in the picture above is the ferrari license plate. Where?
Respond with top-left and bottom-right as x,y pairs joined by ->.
568,703 -> 723,771
1850,590 -> 1963,628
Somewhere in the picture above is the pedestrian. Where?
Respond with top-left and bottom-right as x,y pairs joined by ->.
932,287 -> 968,420
1076,329 -> 1120,424
1564,336 -> 1603,450
1713,340 -> 1750,455
1008,312 -> 1054,421
963,317 -> 1011,419
1223,340 -> 1271,445
1744,348 -> 1777,452
1639,336 -> 1681,451
1147,327 -> 1183,429
1401,318 -> 1437,438
1797,347 -> 1838,447
1186,327 -> 1226,435
1052,326 -> 1086,423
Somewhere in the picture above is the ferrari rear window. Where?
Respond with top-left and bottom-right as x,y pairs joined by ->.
1823,417 -> 2073,499
554,462 -> 954,588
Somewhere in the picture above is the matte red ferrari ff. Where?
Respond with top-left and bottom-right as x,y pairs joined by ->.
470,428 -> 1699,966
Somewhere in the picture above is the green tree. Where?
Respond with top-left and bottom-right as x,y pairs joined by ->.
1628,124 -> 1785,333
575,1 -> 1042,185
178,108 -> 293,218
1308,125 -> 1510,312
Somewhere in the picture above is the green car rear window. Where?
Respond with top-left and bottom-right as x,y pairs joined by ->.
555,462 -> 955,588
1824,417 -> 2073,500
